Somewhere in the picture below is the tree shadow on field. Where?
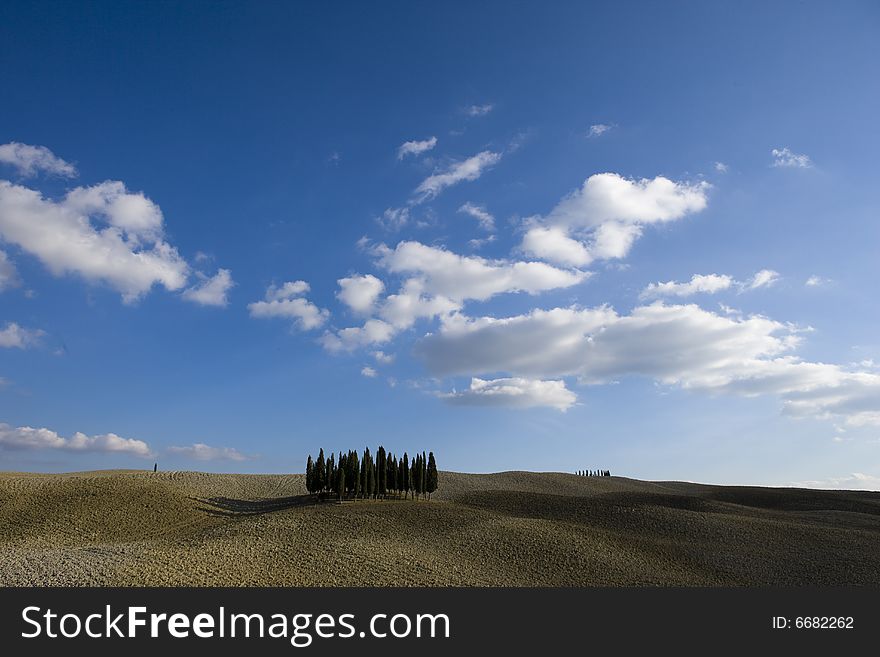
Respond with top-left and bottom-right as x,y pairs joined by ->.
196,495 -> 314,517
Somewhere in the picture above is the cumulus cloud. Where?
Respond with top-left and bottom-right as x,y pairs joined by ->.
319,318 -> 395,352
322,241 -> 588,352
521,173 -> 709,266
374,240 -> 588,302
416,302 -> 880,427
0,250 -> 20,290
0,180 -> 190,302
248,280 -> 329,330
337,274 -> 385,314
167,442 -> 250,461
458,202 -> 495,231
361,366 -> 378,378
397,136 -> 437,160
587,124 -> 612,138
414,151 -> 501,202
182,268 -> 234,307
0,142 -> 77,178
0,422 -> 153,457
641,273 -> 734,299
772,147 -> 812,169
465,104 -> 493,117
0,322 -> 44,349
521,226 -> 592,267
441,377 -> 577,411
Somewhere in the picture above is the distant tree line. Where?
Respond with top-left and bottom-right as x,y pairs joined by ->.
577,469 -> 611,477
305,447 -> 438,501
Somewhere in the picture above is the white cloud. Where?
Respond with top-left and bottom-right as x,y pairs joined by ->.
772,147 -> 812,169
322,241 -> 588,352
0,142 -> 77,178
714,162 -> 728,173
0,422 -> 153,457
640,273 -> 734,299
744,269 -> 779,290
545,173 -> 709,228
467,235 -> 497,250
397,136 -> 437,160
374,240 -> 588,302
458,202 -> 495,231
182,268 -> 234,307
465,104 -> 493,117
414,151 -> 501,202
377,206 -> 410,231
167,443 -> 250,461
361,366 -> 378,378
337,274 -> 385,314
0,180 -> 190,302
791,472 -> 880,491
521,226 -> 592,267
441,377 -> 577,411
248,280 -> 329,330
373,350 -> 394,364
0,322 -> 44,349
0,250 -> 19,290
319,319 -> 395,352
520,173 -> 709,266
416,302 -> 880,427
587,124 -> 612,138
806,275 -> 830,287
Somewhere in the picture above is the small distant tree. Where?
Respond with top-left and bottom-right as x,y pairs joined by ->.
426,451 -> 438,499
306,455 -> 314,494
402,453 -> 410,499
336,464 -> 346,500
314,449 -> 326,497
377,446 -> 387,498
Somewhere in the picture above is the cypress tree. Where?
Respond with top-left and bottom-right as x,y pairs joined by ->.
306,455 -> 314,494
402,453 -> 410,499
351,450 -> 361,498
314,448 -> 326,496
377,446 -> 387,498
388,454 -> 397,495
336,463 -> 345,500
426,452 -> 438,499
421,451 -> 427,498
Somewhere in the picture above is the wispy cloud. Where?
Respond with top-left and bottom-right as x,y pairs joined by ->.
587,124 -> 613,138
397,136 -> 437,160
0,142 -> 77,178
464,104 -> 493,117
458,202 -> 495,231
772,147 -> 812,169
168,443 -> 252,461
414,151 -> 501,202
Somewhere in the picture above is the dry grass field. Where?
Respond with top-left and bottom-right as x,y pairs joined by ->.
1,469 -> 878,586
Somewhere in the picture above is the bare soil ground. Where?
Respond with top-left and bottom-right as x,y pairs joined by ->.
1,469 -> 878,586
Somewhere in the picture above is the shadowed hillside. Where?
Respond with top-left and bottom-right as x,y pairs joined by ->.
1,469 -> 878,586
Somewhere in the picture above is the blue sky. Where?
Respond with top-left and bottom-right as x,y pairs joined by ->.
1,1 -> 879,487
